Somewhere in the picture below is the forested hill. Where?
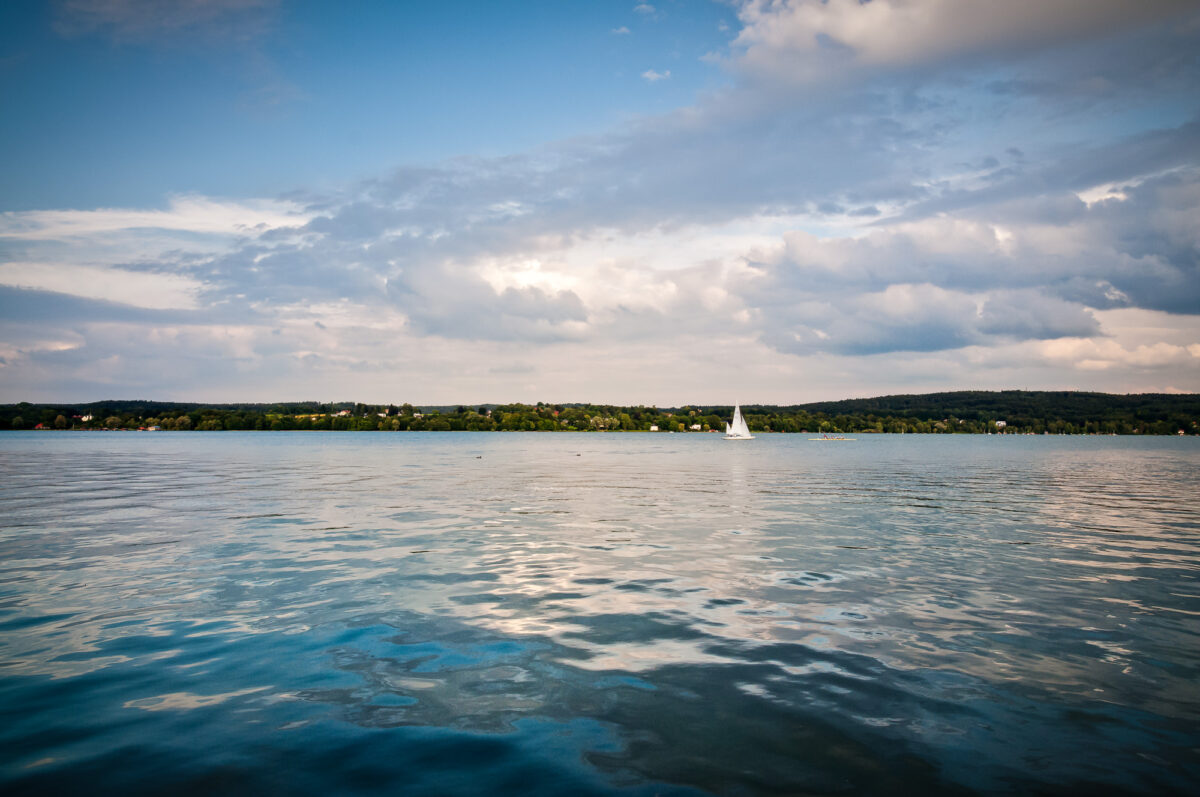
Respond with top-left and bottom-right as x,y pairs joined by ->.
780,391 -> 1200,429
0,391 -> 1196,434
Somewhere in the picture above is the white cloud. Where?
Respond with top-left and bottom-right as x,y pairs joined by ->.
0,195 -> 319,318
612,26 -> 630,35
0,262 -> 202,310
0,195 -> 313,241
730,0 -> 1199,82
1076,184 -> 1128,207
1038,338 -> 1200,371
634,4 -> 655,16
641,69 -> 671,82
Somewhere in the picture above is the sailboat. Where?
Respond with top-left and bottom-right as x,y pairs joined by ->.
724,404 -> 754,440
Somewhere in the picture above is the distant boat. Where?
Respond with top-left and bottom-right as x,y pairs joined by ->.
724,405 -> 754,440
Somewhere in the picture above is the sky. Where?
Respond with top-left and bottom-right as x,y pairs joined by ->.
1,0 -> 1198,405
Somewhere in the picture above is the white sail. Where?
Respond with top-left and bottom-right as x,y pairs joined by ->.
724,404 -> 754,440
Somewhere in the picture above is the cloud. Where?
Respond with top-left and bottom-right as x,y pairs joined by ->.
738,168 -> 1197,307
5,95 -> 1195,386
0,195 -> 312,241
977,291 -> 1101,341
729,0 -> 1199,82
756,284 -> 975,356
1038,337 -> 1200,371
0,196 -> 319,316
9,110 -> 1190,370
751,283 -> 1101,357
0,285 -> 202,326
5,0 -> 1199,401
641,69 -> 671,82
633,4 -> 656,16
612,26 -> 630,35
892,120 -> 1200,225
386,263 -> 589,343
0,263 -> 202,310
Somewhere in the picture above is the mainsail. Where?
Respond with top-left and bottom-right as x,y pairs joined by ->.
724,404 -> 754,440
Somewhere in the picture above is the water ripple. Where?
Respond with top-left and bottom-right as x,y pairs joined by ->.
1,432 -> 1198,795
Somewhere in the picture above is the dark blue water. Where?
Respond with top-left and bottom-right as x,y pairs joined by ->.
1,432 -> 1197,795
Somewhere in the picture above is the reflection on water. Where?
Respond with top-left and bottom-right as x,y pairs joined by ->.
1,432 -> 1198,795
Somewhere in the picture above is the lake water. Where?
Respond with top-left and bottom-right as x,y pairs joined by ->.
1,431 -> 1198,795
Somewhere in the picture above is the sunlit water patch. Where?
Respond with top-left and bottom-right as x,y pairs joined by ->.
1,432 -> 1198,795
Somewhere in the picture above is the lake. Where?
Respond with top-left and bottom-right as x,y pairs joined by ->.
1,431 -> 1197,795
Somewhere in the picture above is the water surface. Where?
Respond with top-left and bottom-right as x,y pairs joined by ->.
1,432 -> 1198,794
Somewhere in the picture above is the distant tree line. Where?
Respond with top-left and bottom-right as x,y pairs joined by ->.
1,391 -> 1196,434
